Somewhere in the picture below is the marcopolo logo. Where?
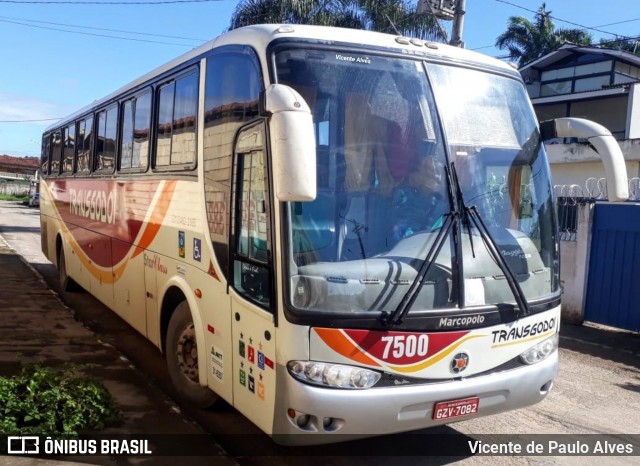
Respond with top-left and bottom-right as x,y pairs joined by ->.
438,315 -> 485,328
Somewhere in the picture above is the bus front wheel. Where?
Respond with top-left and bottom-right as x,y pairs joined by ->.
166,302 -> 219,408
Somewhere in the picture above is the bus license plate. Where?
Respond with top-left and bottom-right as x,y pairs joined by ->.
432,397 -> 479,420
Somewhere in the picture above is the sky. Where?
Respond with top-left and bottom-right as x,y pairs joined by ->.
1,0 -> 639,157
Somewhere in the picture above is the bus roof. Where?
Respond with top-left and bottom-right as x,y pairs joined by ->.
45,24 -> 518,132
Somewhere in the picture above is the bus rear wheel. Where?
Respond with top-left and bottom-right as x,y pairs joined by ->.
166,301 -> 219,408
57,245 -> 77,292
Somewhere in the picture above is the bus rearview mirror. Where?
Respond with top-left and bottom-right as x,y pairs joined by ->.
264,84 -> 317,202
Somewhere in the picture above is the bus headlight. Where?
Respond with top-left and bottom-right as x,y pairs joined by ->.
287,361 -> 381,389
519,333 -> 559,365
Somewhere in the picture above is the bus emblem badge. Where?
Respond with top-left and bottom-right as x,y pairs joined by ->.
450,352 -> 469,374
178,231 -> 185,258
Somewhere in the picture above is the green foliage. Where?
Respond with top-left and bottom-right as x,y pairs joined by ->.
599,36 -> 640,54
228,0 -> 445,42
495,2 -> 592,67
0,365 -> 120,435
0,193 -> 30,202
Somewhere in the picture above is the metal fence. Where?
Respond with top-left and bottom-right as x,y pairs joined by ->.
554,177 -> 640,241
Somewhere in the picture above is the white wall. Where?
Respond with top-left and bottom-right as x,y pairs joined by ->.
627,83 -> 640,140
546,140 -> 640,187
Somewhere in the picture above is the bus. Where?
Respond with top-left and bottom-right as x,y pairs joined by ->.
39,24 -> 628,445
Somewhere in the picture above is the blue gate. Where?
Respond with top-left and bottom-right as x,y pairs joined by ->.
585,202 -> 640,331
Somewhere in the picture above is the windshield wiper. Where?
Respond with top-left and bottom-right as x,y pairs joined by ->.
465,205 -> 530,317
448,164 -> 529,317
382,212 -> 456,327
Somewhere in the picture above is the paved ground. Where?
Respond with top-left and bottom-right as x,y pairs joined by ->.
0,235 -> 236,466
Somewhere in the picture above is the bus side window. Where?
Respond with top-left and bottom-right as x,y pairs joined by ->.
95,105 -> 117,172
154,71 -> 197,169
50,130 -> 62,175
76,116 -> 93,174
41,134 -> 50,175
203,47 -> 263,280
62,124 -> 75,175
231,122 -> 272,310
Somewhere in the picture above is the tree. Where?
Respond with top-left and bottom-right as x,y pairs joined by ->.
228,0 -> 445,42
599,36 -> 639,55
495,3 -> 592,67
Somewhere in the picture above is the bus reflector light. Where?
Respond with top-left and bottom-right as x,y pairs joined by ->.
519,333 -> 559,365
287,361 -> 381,389
195,289 -> 202,298
276,25 -> 295,34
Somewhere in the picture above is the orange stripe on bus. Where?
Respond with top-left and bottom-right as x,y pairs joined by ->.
314,328 -> 381,367
132,180 -> 177,258
387,334 -> 485,373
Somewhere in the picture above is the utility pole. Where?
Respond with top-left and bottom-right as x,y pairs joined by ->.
449,0 -> 466,48
417,1 -> 467,48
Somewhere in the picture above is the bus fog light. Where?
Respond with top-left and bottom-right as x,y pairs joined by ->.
287,361 -> 381,389
520,333 -> 559,365
296,414 -> 311,428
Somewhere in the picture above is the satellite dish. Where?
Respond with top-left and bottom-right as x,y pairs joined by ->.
417,0 -> 456,20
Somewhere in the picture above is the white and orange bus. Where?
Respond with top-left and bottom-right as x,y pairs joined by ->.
39,24 -> 628,444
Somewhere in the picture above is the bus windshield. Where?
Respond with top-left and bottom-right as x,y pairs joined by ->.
276,48 -> 558,317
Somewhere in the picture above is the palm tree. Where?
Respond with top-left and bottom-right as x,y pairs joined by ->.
495,3 -> 592,67
229,0 -> 445,42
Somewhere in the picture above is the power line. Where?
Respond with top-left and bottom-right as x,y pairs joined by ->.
593,18 -> 640,28
472,1 -> 638,51
0,118 -> 61,123
0,15 -> 207,41
494,0 -> 619,37
0,18 -> 195,45
0,0 -> 222,4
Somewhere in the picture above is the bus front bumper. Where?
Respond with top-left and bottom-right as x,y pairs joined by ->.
271,351 -> 558,445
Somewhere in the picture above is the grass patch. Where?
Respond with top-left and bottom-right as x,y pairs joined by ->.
0,365 -> 120,435
0,193 -> 30,202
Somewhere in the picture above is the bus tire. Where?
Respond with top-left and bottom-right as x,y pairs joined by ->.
57,246 -> 77,292
166,301 -> 219,408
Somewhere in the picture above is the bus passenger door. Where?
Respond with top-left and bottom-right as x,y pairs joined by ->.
229,122 -> 277,435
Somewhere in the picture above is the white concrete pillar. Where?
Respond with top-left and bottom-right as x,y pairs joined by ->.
560,202 -> 594,323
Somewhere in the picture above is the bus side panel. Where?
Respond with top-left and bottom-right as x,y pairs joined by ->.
145,257 -> 160,348
67,223 -> 92,292
112,240 -> 147,336
86,230 -> 114,310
